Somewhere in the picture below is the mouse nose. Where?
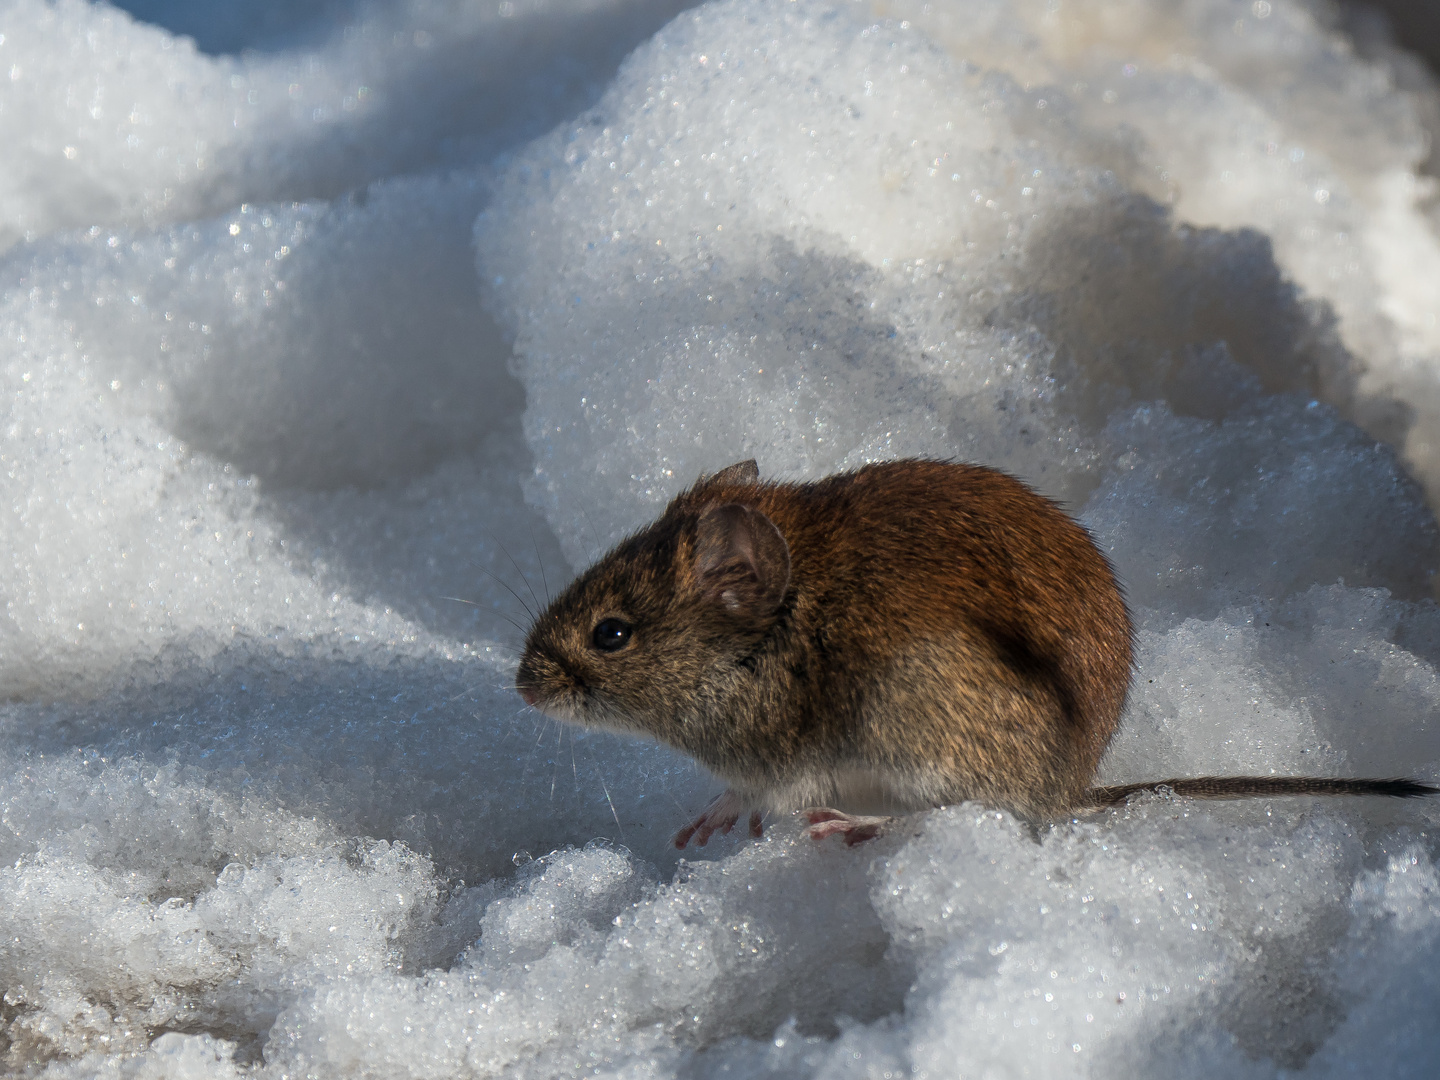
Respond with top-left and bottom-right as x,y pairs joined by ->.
519,686 -> 538,707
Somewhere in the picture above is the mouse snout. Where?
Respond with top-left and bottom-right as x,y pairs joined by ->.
515,652 -> 544,707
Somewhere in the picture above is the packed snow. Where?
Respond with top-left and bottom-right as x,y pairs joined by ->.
3,0 -> 1440,1075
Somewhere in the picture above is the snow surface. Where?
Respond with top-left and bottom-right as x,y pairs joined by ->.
4,0 -> 1440,1075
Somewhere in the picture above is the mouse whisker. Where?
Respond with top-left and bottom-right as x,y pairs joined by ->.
584,739 -> 625,840
487,530 -> 542,620
519,714 -> 551,785
497,618 -> 529,638
481,654 -> 523,676
469,565 -> 538,624
530,525 -> 552,606
441,594 -> 530,639
497,709 -> 524,741
579,505 -> 605,566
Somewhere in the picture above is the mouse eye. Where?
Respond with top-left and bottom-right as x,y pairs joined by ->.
591,618 -> 633,652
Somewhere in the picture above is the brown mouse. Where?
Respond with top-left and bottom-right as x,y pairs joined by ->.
515,459 -> 1438,847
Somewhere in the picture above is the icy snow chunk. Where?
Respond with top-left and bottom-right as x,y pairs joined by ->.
265,833 -> 906,1079
0,0 -> 695,249
871,801 -> 1367,1075
0,168 -> 542,695
880,0 -> 1440,482
1101,585 -> 1440,806
473,842 -> 653,966
0,755 -> 444,1067
1302,847 -> 1440,1077
1103,612 -> 1342,784
35,1032 -> 244,1080
477,0 -> 1113,556
1085,397 -> 1438,615
479,0 -> 1439,581
10,172 -> 515,490
0,0 -> 244,250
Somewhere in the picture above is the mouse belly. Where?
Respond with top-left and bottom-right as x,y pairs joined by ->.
752,763 -> 958,817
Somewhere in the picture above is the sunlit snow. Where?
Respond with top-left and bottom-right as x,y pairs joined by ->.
3,0 -> 1440,1075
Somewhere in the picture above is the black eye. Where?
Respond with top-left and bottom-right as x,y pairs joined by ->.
591,618 -> 633,652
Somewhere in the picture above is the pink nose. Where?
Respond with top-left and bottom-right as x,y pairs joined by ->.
519,686 -> 538,707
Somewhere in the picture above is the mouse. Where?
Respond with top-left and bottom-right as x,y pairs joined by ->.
515,458 -> 1438,848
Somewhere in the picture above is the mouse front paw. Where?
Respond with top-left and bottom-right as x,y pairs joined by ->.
801,808 -> 892,846
674,790 -> 764,848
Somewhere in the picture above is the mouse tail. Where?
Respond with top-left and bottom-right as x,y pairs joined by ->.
1084,776 -> 1440,808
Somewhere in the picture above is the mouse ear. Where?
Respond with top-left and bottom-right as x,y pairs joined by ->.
694,503 -> 790,617
706,459 -> 760,486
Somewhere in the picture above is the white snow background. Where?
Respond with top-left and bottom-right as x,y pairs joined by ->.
4,0 -> 1440,1075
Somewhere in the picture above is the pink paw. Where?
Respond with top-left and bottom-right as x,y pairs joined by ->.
675,791 -> 764,849
802,808 -> 891,846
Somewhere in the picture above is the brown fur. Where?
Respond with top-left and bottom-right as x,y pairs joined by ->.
515,459 -> 1438,829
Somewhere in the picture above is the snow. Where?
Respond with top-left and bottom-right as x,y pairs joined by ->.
3,0 -> 1440,1075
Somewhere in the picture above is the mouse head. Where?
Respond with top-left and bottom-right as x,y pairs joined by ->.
516,460 -> 791,743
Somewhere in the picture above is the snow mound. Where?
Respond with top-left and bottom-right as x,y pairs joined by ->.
3,0 -> 1440,1075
